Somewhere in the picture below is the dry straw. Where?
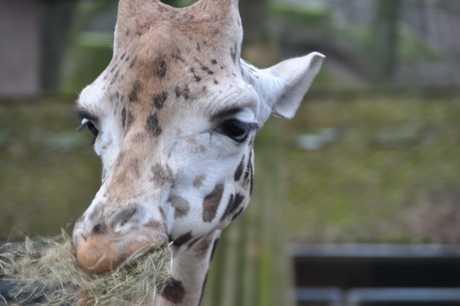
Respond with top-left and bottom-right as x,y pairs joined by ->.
0,231 -> 172,305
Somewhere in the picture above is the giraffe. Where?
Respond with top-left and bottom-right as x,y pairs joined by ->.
72,0 -> 324,305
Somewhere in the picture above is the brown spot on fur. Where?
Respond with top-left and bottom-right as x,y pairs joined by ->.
232,207 -> 244,221
244,152 -> 252,180
187,235 -> 204,250
126,109 -> 134,131
121,107 -> 126,129
153,91 -> 168,109
110,64 -> 117,73
153,57 -> 167,78
145,219 -> 163,230
190,67 -> 202,82
151,163 -> 173,186
222,193 -> 245,222
193,174 -> 206,188
132,132 -> 147,143
234,156 -> 245,181
161,278 -> 186,304
202,183 -> 224,222
220,194 -> 233,221
201,65 -> 214,75
129,80 -> 142,102
129,56 -> 137,69
171,47 -> 185,63
175,85 -> 190,100
110,70 -> 120,85
168,195 -> 190,219
193,57 -> 214,75
194,234 -> 213,258
146,112 -> 162,136
172,231 -> 193,247
101,139 -> 113,151
244,152 -> 254,194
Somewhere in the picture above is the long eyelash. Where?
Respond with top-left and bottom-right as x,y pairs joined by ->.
73,107 -> 99,145
76,118 -> 97,145
245,123 -> 259,144
72,107 -> 98,123
233,121 -> 259,144
77,118 -> 90,132
238,121 -> 260,132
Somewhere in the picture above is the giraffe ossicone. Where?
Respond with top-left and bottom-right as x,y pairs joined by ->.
72,0 -> 324,304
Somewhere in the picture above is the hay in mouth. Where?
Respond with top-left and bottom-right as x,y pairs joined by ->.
0,231 -> 172,305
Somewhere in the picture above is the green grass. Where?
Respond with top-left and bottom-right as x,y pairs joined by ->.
273,91 -> 460,244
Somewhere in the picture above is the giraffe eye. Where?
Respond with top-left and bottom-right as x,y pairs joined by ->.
86,121 -> 99,138
220,119 -> 258,143
77,118 -> 99,144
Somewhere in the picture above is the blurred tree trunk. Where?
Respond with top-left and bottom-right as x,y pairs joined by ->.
40,0 -> 79,94
239,0 -> 267,45
239,0 -> 277,67
40,0 -> 116,95
371,0 -> 402,85
67,0 -> 116,43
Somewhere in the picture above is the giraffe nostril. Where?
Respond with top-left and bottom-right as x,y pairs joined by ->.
109,206 -> 139,230
120,217 -> 131,227
92,223 -> 108,234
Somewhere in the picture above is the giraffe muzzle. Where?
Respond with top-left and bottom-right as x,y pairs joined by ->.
74,211 -> 168,274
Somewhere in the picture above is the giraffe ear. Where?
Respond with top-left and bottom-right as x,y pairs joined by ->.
248,52 -> 325,120
270,52 -> 324,118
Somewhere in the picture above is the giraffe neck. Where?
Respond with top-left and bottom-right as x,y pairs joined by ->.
156,231 -> 220,306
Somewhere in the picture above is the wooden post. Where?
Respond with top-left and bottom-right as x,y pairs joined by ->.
371,0 -> 402,84
40,0 -> 79,94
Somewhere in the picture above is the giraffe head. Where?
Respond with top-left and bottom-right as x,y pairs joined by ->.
72,0 -> 323,273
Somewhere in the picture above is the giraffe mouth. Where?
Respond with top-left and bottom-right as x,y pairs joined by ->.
74,221 -> 168,274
